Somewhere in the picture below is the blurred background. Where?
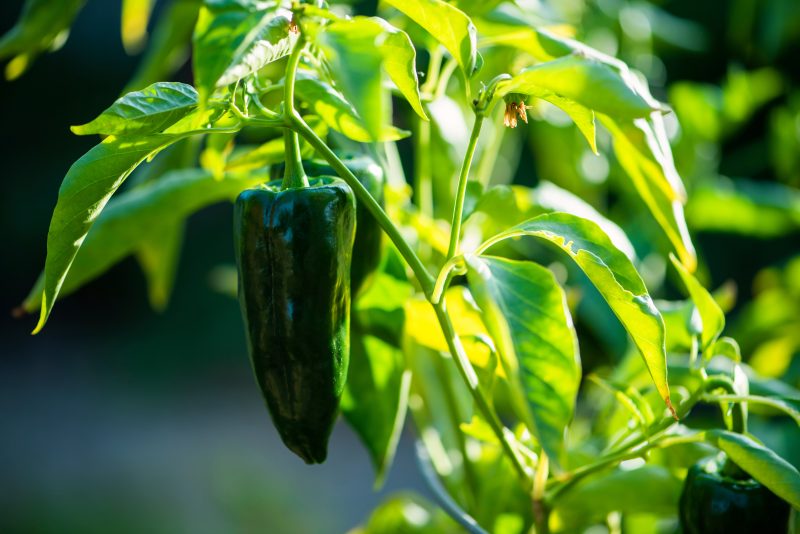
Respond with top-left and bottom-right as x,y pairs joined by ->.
1,0 -> 799,532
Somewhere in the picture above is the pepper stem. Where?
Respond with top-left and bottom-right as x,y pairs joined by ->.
281,12 -> 308,190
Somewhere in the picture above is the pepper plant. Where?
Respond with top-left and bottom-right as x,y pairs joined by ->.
6,0 -> 800,531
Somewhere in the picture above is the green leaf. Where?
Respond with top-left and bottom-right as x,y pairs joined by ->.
382,0 -> 478,77
466,256 -> 580,467
477,212 -> 672,414
295,73 -> 409,142
136,220 -> 184,311
706,429 -> 800,509
669,254 -> 725,350
342,331 -> 411,489
0,0 -> 85,80
123,0 -> 202,93
602,115 -> 697,271
550,466 -> 682,531
320,19 -> 386,141
686,178 -> 800,237
496,55 -> 660,120
192,2 -> 289,100
24,168 -> 265,314
121,0 -> 156,54
710,395 -> 800,426
369,17 -> 427,120
534,91 -> 597,153
31,134 -> 192,332
71,82 -> 199,137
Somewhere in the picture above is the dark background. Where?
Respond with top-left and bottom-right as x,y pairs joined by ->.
1,0 -> 798,532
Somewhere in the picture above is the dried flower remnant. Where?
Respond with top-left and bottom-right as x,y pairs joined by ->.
504,100 -> 529,128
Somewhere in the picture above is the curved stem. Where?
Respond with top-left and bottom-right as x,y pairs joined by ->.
447,115 -> 485,259
281,26 -> 308,189
432,299 -> 531,484
290,114 -> 436,298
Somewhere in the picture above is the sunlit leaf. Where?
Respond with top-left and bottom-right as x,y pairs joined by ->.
121,0 -> 156,54
496,55 -> 661,120
382,0 -> 478,76
476,212 -> 672,414
136,220 -> 184,311
31,134 -> 203,331
354,491 -> 463,533
295,73 -> 409,142
72,82 -> 199,137
467,255 -> 580,467
602,115 -> 697,271
670,254 -> 725,350
24,168 -> 264,313
706,430 -> 800,509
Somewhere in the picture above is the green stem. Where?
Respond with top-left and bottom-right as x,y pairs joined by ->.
432,299 -> 531,484
447,115 -> 485,259
291,114 -> 436,298
281,23 -> 308,189
414,115 -> 433,216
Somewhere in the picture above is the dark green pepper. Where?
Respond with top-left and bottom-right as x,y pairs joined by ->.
234,177 -> 356,464
271,154 -> 384,297
679,454 -> 790,533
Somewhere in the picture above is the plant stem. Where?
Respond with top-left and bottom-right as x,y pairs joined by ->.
290,114 -> 436,298
432,299 -> 531,484
447,115 -> 485,259
414,115 -> 433,216
281,24 -> 308,189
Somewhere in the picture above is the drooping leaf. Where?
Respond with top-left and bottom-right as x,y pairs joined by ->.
0,0 -> 85,80
476,212 -> 672,414
706,429 -> 800,509
496,55 -> 661,120
382,0 -> 478,77
192,2 -> 290,100
669,254 -> 725,350
550,466 -> 682,531
354,491 -> 463,534
466,256 -> 580,467
121,0 -> 156,54
295,73 -> 409,142
467,181 -> 636,260
531,90 -> 597,153
24,168 -> 264,313
602,115 -> 697,271
72,82 -> 199,137
124,0 -> 202,93
370,17 -> 427,120
342,330 -> 412,489
32,134 -> 196,332
136,220 -> 184,311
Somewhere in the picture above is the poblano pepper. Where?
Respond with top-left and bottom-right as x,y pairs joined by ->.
679,454 -> 790,534
271,154 -> 384,297
234,176 -> 356,464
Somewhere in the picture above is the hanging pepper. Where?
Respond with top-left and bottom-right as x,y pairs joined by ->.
234,176 -> 356,464
271,154 -> 384,297
679,453 -> 790,533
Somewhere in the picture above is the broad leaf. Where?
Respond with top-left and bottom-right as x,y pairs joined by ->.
496,55 -> 660,120
355,491 -> 462,533
320,19 -> 386,141
467,256 -> 580,467
295,73 -> 409,142
342,331 -> 411,489
602,115 -> 697,271
31,134 -> 195,332
476,212 -> 672,414
382,0 -> 478,77
706,429 -> 800,509
670,254 -> 724,350
550,466 -> 682,531
0,0 -> 85,80
24,168 -> 265,313
193,2 -> 290,100
370,17 -> 427,120
532,90 -> 597,153
72,82 -> 199,137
